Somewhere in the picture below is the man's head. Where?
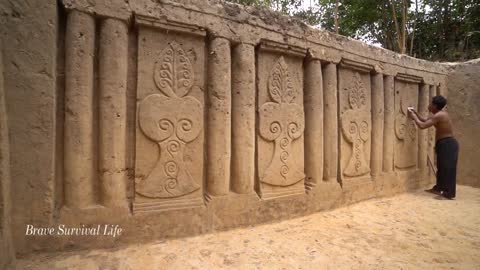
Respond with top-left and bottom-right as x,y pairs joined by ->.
429,95 -> 447,113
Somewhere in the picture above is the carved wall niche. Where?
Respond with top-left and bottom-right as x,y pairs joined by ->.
256,41 -> 307,199
394,74 -> 421,171
134,17 -> 206,212
338,60 -> 373,185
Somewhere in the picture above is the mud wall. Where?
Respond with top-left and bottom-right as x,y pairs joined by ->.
0,40 -> 15,269
1,0 -> 449,254
447,60 -> 480,188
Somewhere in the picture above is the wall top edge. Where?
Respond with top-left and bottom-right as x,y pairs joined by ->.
60,0 -> 449,77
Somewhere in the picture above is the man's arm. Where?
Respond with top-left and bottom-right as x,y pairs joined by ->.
413,110 -> 428,122
409,111 -> 437,129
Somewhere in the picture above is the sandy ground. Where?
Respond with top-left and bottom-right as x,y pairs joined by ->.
17,185 -> 480,270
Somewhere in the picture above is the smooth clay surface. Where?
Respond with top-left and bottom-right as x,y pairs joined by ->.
17,185 -> 480,270
447,60 -> 480,188
0,0 -> 470,256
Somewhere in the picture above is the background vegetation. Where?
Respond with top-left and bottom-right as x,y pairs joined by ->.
227,0 -> 480,61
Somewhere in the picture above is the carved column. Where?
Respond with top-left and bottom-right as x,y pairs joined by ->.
304,58 -> 323,187
323,63 -> 338,181
371,72 -> 384,176
207,37 -> 231,196
383,75 -> 395,172
438,83 -> 447,98
231,43 -> 255,194
64,11 -> 96,208
428,85 -> 436,167
98,18 -> 128,208
418,84 -> 430,173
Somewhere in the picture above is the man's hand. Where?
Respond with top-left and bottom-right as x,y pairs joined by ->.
407,109 -> 415,119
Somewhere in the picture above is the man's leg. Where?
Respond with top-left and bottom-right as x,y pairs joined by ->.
442,139 -> 459,199
430,144 -> 444,193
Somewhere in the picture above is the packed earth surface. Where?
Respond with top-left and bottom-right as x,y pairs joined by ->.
17,185 -> 480,270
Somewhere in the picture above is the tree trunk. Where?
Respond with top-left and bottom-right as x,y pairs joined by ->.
409,0 -> 418,56
334,0 -> 339,34
400,0 -> 407,54
389,0 -> 402,53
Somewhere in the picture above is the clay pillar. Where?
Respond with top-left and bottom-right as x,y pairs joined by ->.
231,43 -> 255,194
64,11 -> 96,208
207,37 -> 231,196
304,58 -> 323,186
428,85 -> 436,165
371,72 -> 384,176
418,84 -> 430,172
383,75 -> 395,172
98,18 -> 128,208
323,63 -> 338,181
438,83 -> 447,98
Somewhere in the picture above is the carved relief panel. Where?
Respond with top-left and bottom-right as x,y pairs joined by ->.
394,75 -> 420,170
256,41 -> 306,199
134,19 -> 206,212
338,62 -> 373,184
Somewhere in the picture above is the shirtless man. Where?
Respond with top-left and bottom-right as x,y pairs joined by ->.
408,95 -> 459,199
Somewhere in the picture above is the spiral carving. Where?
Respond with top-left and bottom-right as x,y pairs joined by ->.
166,140 -> 180,155
270,121 -> 282,135
178,118 -> 193,132
164,161 -> 178,177
349,122 -> 358,135
164,178 -> 178,195
280,165 -> 289,178
287,122 -> 300,139
280,137 -> 289,149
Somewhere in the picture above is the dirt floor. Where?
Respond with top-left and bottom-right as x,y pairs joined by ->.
17,185 -> 480,270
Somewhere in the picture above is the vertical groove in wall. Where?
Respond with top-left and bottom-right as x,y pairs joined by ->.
254,45 -> 260,196
126,20 -> 138,208
55,3 -> 67,212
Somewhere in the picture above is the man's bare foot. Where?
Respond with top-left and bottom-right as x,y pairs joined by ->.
425,188 -> 442,195
434,194 -> 455,200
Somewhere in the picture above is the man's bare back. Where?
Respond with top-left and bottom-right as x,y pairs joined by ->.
431,111 -> 454,141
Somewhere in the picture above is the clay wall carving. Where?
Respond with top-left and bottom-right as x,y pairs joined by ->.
1,0 -> 450,253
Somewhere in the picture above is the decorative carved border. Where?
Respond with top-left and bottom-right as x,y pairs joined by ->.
135,15 -> 206,37
340,58 -> 374,73
257,39 -> 307,58
396,73 -> 423,84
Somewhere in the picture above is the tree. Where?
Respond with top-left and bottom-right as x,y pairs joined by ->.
227,0 -> 480,61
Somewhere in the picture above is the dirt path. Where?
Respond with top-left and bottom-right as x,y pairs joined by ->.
17,185 -> 480,270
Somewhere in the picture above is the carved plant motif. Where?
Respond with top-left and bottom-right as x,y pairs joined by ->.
136,42 -> 202,198
395,88 -> 417,169
341,72 -> 371,177
259,56 -> 305,186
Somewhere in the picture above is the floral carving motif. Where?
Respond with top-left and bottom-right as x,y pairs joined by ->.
259,57 -> 305,186
136,42 -> 202,198
395,87 -> 418,169
341,72 -> 371,177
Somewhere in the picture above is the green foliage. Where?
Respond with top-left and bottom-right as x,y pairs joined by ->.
226,0 -> 480,61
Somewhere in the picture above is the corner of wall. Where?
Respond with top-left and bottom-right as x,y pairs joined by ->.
446,59 -> 480,188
